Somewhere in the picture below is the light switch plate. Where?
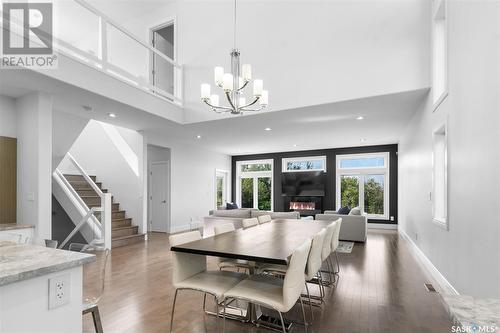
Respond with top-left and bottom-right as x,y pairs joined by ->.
48,274 -> 71,309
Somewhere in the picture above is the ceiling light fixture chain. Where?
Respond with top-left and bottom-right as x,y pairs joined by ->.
200,0 -> 268,115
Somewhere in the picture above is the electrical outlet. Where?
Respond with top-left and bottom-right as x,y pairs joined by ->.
48,274 -> 71,309
415,233 -> 418,241
390,216 -> 395,221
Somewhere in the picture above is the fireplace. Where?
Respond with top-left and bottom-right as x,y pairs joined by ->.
284,196 -> 322,217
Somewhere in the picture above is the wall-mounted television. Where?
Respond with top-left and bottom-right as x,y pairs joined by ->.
281,171 -> 326,196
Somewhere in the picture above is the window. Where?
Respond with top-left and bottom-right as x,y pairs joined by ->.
236,160 -> 273,210
432,124 -> 448,229
215,170 -> 228,209
336,153 -> 390,219
432,0 -> 448,107
282,156 -> 326,172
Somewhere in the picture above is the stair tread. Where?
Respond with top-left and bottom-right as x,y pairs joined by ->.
112,225 -> 138,231
112,233 -> 145,241
112,218 -> 132,221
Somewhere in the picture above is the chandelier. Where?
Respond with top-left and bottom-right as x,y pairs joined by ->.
200,0 -> 268,114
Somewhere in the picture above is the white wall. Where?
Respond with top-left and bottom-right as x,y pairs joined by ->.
0,95 -> 17,138
60,120 -> 146,233
16,93 -> 53,242
147,134 -> 231,233
398,0 -> 500,298
52,110 -> 90,170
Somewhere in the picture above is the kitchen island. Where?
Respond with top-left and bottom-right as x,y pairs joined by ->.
0,242 -> 95,332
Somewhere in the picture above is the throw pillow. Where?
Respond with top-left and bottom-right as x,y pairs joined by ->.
338,205 -> 350,215
349,207 -> 362,215
226,202 -> 238,210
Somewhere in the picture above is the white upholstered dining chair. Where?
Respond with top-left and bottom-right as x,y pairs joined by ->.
321,220 -> 339,286
242,217 -> 259,229
169,230 -> 247,333
222,239 -> 312,333
257,215 -> 272,224
329,218 -> 342,276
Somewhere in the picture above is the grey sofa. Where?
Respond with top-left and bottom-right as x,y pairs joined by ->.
316,212 -> 367,242
203,209 -> 300,236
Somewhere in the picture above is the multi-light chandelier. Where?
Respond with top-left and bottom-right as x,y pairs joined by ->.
200,0 -> 268,114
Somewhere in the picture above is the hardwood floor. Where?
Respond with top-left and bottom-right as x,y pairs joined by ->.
83,229 -> 453,333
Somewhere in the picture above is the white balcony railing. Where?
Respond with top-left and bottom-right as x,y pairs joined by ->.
3,0 -> 183,105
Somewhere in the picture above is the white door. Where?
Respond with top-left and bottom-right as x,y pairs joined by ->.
151,162 -> 169,232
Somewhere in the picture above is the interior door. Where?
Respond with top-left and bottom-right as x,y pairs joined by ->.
151,162 -> 169,232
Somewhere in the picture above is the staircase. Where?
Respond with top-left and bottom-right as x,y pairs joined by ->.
63,174 -> 145,248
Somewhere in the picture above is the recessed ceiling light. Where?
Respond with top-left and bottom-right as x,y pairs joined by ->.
108,113 -> 117,118
264,127 -> 272,131
196,135 -> 202,139
356,116 -> 364,120
360,138 -> 366,142
293,144 -> 297,147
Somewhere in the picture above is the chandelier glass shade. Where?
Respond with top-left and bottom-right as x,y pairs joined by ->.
200,1 -> 268,114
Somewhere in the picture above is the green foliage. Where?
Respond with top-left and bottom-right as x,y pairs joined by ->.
241,178 -> 254,208
364,177 -> 384,215
241,163 -> 272,172
258,177 -> 271,210
341,176 -> 359,208
216,177 -> 223,207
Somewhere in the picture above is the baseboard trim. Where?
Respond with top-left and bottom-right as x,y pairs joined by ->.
168,224 -> 191,234
399,230 -> 459,296
368,223 -> 398,230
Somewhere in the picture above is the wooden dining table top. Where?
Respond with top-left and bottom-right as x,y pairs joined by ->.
170,219 -> 331,265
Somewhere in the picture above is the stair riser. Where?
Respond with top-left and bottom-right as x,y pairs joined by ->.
112,211 -> 126,219
112,227 -> 139,238
112,219 -> 132,228
64,175 -> 97,182
69,181 -> 103,190
87,203 -> 119,211
82,197 -> 101,206
76,189 -> 108,197
112,235 -> 145,248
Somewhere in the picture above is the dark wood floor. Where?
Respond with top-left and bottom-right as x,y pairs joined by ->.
83,229 -> 453,333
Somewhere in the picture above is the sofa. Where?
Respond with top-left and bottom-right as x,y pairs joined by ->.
315,211 -> 367,242
203,209 -> 300,236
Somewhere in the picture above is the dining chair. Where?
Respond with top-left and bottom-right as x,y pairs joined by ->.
214,223 -> 254,273
242,218 -> 259,229
169,230 -> 247,333
222,239 -> 312,333
320,220 -> 339,286
69,243 -> 109,333
0,233 -> 22,244
257,215 -> 272,224
329,219 -> 343,276
257,228 -> 327,321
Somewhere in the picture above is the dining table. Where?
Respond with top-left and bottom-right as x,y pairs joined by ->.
170,218 -> 331,331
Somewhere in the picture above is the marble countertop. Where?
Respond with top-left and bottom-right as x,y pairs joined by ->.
443,295 -> 500,331
0,224 -> 34,231
0,243 -> 95,286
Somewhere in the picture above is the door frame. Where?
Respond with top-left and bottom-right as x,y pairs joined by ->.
215,169 -> 229,209
148,160 -> 171,233
149,18 -> 177,90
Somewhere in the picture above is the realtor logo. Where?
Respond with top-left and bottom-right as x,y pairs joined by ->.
1,2 -> 57,68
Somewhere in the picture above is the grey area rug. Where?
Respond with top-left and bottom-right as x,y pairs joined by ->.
337,241 -> 354,253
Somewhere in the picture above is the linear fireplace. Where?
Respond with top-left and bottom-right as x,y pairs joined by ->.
284,196 -> 322,217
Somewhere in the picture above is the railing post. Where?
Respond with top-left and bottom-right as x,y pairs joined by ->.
102,193 -> 112,249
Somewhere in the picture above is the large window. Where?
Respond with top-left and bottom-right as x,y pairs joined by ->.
282,156 -> 326,172
215,169 -> 228,209
432,124 -> 448,229
432,0 -> 448,107
236,160 -> 273,210
336,153 -> 390,219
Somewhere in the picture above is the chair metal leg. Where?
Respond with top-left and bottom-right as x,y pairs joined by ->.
214,296 -> 219,333
170,289 -> 179,333
276,310 -> 286,333
89,306 -> 103,333
223,298 -> 227,333
299,297 -> 308,333
203,293 -> 207,311
304,282 -> 314,322
335,251 -> 340,274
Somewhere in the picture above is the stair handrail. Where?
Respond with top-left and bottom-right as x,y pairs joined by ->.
66,152 -> 104,197
73,0 -> 179,68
